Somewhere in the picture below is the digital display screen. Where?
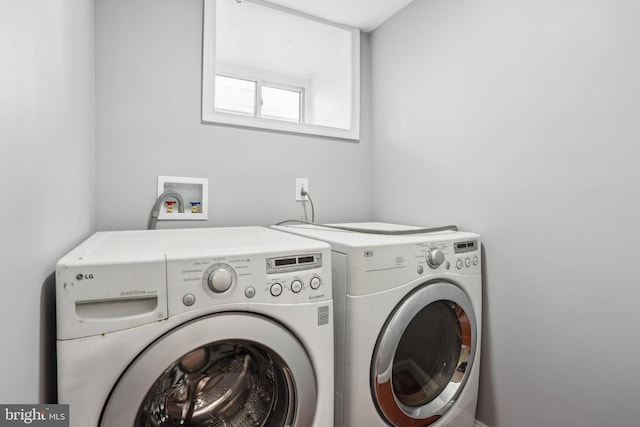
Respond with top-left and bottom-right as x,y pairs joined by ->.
454,240 -> 477,253
275,258 -> 296,266
267,253 -> 321,274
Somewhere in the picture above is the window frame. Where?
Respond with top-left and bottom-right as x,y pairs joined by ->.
202,0 -> 360,140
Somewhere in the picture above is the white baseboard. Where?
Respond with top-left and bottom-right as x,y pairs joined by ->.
475,421 -> 489,427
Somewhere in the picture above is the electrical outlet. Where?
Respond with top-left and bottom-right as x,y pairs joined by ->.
296,178 -> 309,201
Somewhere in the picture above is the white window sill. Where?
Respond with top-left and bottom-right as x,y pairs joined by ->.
202,110 -> 360,140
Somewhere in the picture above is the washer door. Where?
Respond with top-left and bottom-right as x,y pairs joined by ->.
371,281 -> 477,427
101,313 -> 316,427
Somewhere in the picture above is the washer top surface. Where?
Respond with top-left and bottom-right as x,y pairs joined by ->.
60,226 -> 328,265
274,222 -> 478,249
56,226 -> 333,339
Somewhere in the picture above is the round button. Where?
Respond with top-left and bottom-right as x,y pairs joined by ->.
182,294 -> 196,306
473,256 -> 479,266
465,258 -> 471,267
417,265 -> 424,274
310,277 -> 321,290
208,268 -> 233,293
456,259 -> 463,269
204,263 -> 236,294
245,286 -> 256,298
270,283 -> 283,297
445,261 -> 451,270
291,280 -> 302,293
427,248 -> 445,268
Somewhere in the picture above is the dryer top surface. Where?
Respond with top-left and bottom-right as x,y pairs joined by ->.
274,222 -> 479,251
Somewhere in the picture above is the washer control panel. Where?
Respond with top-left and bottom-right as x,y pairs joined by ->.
167,249 -> 329,316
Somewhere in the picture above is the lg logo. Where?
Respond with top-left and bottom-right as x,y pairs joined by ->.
75,273 -> 94,281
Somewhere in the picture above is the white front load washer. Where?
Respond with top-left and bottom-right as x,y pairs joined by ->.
56,227 -> 333,427
273,223 -> 482,427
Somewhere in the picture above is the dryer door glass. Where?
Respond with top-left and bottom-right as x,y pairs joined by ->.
136,340 -> 294,426
392,301 -> 464,407
371,281 -> 477,426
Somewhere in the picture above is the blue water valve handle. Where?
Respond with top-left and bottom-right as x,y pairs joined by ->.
190,201 -> 201,213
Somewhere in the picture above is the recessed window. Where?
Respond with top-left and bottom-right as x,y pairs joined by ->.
202,0 -> 360,140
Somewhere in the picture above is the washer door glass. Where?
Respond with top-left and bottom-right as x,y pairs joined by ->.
101,314 -> 317,427
371,281 -> 477,426
137,340 -> 293,426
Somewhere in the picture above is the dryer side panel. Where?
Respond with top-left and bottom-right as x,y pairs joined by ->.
331,251 -> 348,427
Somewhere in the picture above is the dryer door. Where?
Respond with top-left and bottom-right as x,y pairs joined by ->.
371,281 -> 477,426
101,313 -> 316,427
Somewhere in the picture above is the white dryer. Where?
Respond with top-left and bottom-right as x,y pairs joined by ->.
56,227 -> 333,427
273,223 -> 482,427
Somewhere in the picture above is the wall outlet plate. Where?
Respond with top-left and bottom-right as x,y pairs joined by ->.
296,178 -> 309,201
157,176 -> 208,220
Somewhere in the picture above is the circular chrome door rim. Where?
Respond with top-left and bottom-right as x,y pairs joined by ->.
100,313 -> 317,427
371,281 -> 477,424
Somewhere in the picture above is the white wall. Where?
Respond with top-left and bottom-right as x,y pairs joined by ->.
95,0 -> 370,231
370,0 -> 640,426
0,0 -> 95,402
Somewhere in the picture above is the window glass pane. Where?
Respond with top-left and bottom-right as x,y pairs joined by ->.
214,75 -> 255,116
261,86 -> 301,123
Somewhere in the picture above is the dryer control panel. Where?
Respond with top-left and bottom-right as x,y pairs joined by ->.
348,232 -> 481,296
419,239 -> 480,273
451,240 -> 480,271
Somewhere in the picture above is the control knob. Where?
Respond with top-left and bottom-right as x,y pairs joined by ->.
426,248 -> 445,269
206,265 -> 235,293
